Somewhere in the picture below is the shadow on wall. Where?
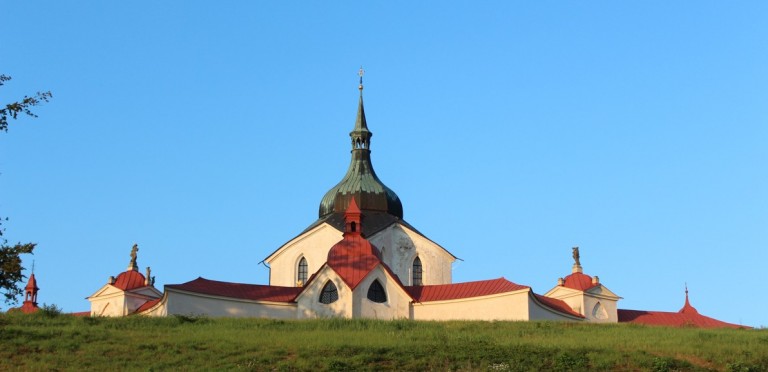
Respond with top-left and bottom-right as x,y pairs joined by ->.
377,225 -> 419,285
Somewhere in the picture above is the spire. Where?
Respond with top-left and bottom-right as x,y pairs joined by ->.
351,66 -> 371,151
26,260 -> 38,296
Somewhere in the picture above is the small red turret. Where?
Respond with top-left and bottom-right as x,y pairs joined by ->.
20,273 -> 40,314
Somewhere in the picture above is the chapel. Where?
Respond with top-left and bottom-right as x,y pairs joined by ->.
84,73 -> 746,328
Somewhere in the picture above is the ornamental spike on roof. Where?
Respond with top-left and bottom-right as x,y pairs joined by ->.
680,284 -> 699,315
318,73 -> 403,219
352,67 -> 371,142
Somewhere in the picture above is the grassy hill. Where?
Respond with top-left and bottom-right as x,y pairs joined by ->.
1,310 -> 765,371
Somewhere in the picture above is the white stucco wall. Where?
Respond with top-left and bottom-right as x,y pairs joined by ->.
164,290 -> 297,318
351,266 -> 411,320
528,297 -> 584,321
411,290 -> 532,321
89,287 -> 127,317
368,224 -> 454,286
295,266 -> 353,319
141,296 -> 168,317
582,287 -> 619,323
545,287 -> 585,316
87,285 -> 162,317
266,224 -> 343,287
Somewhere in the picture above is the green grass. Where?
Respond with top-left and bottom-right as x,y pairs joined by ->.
0,312 -> 766,371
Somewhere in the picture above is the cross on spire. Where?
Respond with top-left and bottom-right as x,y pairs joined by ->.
358,66 -> 364,91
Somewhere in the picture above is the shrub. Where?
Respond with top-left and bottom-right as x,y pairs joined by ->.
38,303 -> 62,318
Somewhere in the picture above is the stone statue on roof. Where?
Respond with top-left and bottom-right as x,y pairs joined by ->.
129,244 -> 139,270
572,246 -> 581,266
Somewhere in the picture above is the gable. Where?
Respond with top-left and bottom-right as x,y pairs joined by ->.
369,222 -> 456,261
294,264 -> 355,318
263,222 -> 344,287
585,284 -> 621,300
268,212 -> 458,263
354,264 -> 414,301
544,285 -> 583,299
128,286 -> 163,298
87,284 -> 126,299
295,264 -> 350,303
263,222 -> 343,264
367,222 -> 457,286
351,265 -> 414,319
545,283 -> 621,301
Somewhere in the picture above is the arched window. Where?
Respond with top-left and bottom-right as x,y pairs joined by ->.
297,257 -> 308,286
367,279 -> 387,303
412,257 -> 423,286
319,281 -> 338,304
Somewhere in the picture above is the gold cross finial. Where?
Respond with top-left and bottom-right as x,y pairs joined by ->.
358,66 -> 364,90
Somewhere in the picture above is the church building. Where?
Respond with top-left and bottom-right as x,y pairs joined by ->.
84,73 -> 746,328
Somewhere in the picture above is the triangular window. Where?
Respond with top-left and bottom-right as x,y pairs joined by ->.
592,302 -> 608,320
367,279 -> 387,303
319,281 -> 338,304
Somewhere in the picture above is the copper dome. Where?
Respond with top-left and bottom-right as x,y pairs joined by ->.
318,83 -> 403,219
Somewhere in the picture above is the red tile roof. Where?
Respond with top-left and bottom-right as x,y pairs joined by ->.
134,298 -> 162,314
113,270 -> 147,291
19,301 -> 39,314
406,278 -> 529,302
25,273 -> 39,291
325,201 -> 383,290
166,277 -> 302,303
533,294 -> 584,318
70,311 -> 91,317
326,235 -> 381,289
617,309 -> 746,328
562,272 -> 597,291
618,291 -> 748,328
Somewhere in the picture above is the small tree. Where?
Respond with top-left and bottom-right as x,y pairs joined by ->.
0,74 -> 50,305
0,220 -> 35,304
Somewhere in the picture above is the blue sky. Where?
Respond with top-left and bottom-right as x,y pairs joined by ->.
1,2 -> 766,326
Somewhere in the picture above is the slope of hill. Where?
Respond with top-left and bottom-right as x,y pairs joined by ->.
1,312 -> 765,371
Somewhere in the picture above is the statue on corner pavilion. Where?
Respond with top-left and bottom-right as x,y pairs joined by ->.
572,246 -> 581,266
129,244 -> 139,270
